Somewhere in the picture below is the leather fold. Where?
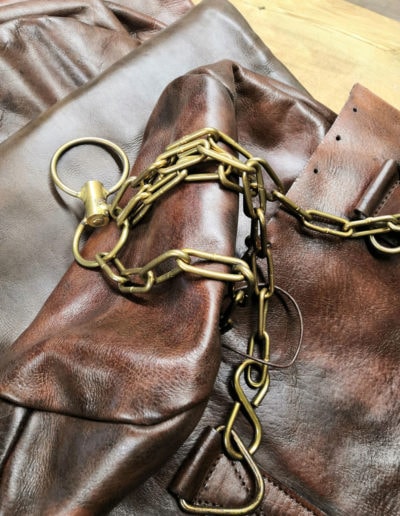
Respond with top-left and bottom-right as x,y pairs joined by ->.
2,1 -> 398,514
167,84 -> 400,516
0,0 -> 324,351
0,2 -> 337,509
0,67 -> 240,512
231,84 -> 400,515
0,0 -> 193,143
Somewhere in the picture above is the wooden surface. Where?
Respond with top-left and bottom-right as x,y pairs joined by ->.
349,0 -> 400,22
198,0 -> 400,113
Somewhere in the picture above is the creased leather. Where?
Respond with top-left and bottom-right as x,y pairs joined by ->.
0,64 -> 334,516
1,0 -> 399,514
0,0 -> 193,143
0,0 -> 327,350
0,67 -> 241,513
171,427 -> 326,515
216,84 -> 400,515
0,1 -> 336,511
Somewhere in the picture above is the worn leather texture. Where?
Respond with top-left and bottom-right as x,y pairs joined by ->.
259,85 -> 400,515
0,74 -> 240,513
0,0 -> 318,350
0,61 -> 334,514
168,84 -> 400,516
1,0 -> 399,515
0,0 -> 193,143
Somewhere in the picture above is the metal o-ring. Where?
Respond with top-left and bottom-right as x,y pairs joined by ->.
369,234 -> 400,255
50,137 -> 130,198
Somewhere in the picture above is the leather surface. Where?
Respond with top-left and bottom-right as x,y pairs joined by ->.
111,85 -> 400,515
0,1 -> 336,511
218,84 -> 400,515
259,84 -> 400,515
1,0 -> 399,514
0,75 -> 336,516
0,63 -> 240,513
171,427 -> 326,515
0,0 -> 322,349
108,86 -> 400,516
0,0 -> 193,143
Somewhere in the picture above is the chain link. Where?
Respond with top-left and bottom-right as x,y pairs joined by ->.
52,128 -> 400,515
67,128 -> 283,298
273,190 -> 400,240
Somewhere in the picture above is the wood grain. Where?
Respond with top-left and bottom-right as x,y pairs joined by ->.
196,0 -> 400,112
349,0 -> 400,22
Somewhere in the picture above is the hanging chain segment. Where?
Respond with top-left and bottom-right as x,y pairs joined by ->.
51,128 -> 400,515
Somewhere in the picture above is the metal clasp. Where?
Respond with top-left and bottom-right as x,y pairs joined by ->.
50,137 -> 130,227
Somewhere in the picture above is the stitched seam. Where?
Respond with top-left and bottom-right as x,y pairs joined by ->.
373,179 -> 400,215
192,457 -> 322,515
194,453 -> 225,508
194,456 -> 252,508
232,459 -> 251,495
261,472 -> 321,516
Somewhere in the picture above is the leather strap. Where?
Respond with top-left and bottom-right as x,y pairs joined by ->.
354,159 -> 399,219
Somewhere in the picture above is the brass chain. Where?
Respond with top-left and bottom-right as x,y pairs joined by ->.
63,128 -> 284,296
273,190 -> 400,240
51,128 -> 400,515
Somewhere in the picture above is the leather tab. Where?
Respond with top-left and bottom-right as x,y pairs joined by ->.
354,159 -> 399,218
170,427 -> 222,501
